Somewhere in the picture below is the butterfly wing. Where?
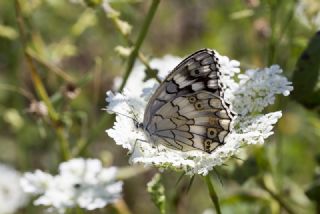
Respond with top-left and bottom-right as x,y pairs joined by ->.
143,49 -> 235,153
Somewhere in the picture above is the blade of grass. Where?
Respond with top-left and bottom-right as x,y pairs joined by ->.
14,0 -> 70,160
204,174 -> 221,214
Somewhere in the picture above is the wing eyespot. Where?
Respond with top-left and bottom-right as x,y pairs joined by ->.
188,96 -> 197,103
204,139 -> 213,152
207,128 -> 217,138
194,101 -> 204,110
190,69 -> 201,77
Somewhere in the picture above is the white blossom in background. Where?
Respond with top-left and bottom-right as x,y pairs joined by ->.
0,163 -> 28,214
20,158 -> 123,213
202,208 -> 215,214
106,50 -> 293,175
295,0 -> 320,30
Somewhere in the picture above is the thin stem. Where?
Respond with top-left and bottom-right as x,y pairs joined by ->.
258,178 -> 296,214
24,56 -> 60,121
0,83 -> 35,100
73,0 -> 162,155
26,49 -> 76,84
15,0 -> 70,160
267,2 -> 277,65
277,0 -> 296,43
204,175 -> 222,214
119,0 -> 160,91
113,199 -> 133,214
110,17 -> 161,83
75,206 -> 85,214
74,114 -> 113,156
111,19 -> 159,83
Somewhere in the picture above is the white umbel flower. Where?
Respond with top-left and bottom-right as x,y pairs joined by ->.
106,51 -> 293,175
295,0 -> 320,30
20,158 -> 123,213
0,163 -> 28,214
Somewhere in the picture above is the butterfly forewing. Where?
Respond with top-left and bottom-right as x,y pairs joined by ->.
143,49 -> 235,153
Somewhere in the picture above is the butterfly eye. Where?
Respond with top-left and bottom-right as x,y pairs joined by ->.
188,96 -> 196,103
194,101 -> 204,110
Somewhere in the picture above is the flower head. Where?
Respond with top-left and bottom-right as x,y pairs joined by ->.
295,0 -> 320,30
106,50 -> 293,175
0,163 -> 28,214
20,158 -> 123,213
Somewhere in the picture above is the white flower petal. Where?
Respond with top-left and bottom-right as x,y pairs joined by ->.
20,170 -> 53,194
0,164 -> 28,214
21,158 -> 122,212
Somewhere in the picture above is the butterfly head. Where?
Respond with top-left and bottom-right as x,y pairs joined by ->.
134,121 -> 144,129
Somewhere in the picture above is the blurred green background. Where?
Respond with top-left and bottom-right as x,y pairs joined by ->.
0,0 -> 320,213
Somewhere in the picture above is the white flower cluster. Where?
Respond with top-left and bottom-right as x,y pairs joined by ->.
0,163 -> 28,214
106,50 -> 293,175
295,0 -> 320,30
224,65 -> 293,116
20,158 -> 123,213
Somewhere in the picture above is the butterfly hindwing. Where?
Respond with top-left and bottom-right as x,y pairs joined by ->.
142,49 -> 235,153
146,91 -> 233,153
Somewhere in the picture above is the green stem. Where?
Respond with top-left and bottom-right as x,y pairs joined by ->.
74,114 -> 113,156
277,0 -> 296,43
14,0 -> 70,161
26,50 -> 76,84
257,178 -> 296,214
204,175 -> 222,214
56,127 -> 70,161
0,83 -> 35,100
110,17 -> 161,83
113,199 -> 133,214
119,0 -> 160,91
75,206 -> 85,214
267,2 -> 277,65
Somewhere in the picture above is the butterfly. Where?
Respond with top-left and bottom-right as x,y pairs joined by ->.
137,49 -> 236,153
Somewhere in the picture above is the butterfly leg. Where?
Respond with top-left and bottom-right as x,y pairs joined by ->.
128,138 -> 147,155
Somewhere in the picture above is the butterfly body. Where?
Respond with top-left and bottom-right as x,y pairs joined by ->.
142,49 -> 235,153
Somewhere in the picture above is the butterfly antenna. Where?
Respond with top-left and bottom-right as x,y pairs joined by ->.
122,94 -> 141,124
102,108 -> 139,124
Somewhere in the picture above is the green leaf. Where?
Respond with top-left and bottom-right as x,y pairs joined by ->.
305,180 -> 320,201
292,31 -> 320,108
204,175 -> 222,214
147,173 -> 166,214
232,157 -> 260,185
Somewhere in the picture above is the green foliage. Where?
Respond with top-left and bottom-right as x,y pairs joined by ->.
292,31 -> 320,108
0,0 -> 320,213
147,173 -> 166,214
